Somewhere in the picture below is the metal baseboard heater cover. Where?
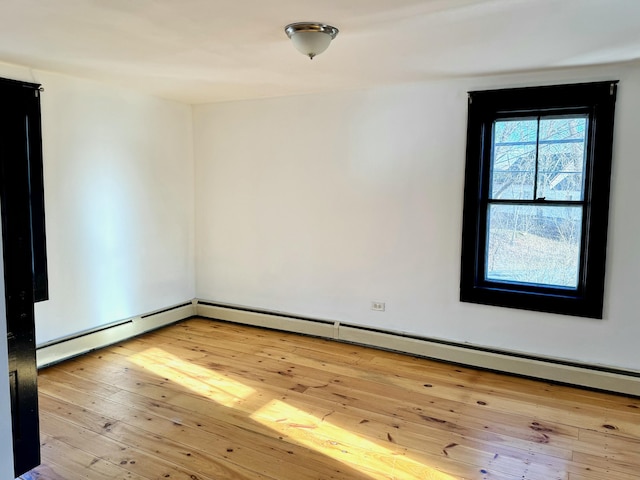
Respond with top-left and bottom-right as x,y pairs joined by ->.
34,299 -> 639,397
36,301 -> 197,368
196,301 -> 640,397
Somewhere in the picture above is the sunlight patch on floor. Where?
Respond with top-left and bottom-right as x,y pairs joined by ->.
251,399 -> 456,480
129,347 -> 255,408
130,347 -> 455,480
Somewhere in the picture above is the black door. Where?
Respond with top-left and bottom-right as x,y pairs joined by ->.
0,78 -> 48,477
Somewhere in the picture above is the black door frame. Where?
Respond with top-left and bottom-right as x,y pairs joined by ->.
0,76 -> 48,477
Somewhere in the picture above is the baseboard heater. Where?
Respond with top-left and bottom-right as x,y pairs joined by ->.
36,301 -> 197,368
196,301 -> 640,397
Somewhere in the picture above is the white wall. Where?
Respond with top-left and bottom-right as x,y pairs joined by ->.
32,71 -> 196,345
194,63 -> 640,372
0,64 -> 195,346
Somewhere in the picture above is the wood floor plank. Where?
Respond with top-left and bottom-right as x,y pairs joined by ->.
39,406 -> 220,480
65,348 -> 577,474
70,336 -> 580,462
27,318 -> 640,480
139,320 -> 640,433
38,362 -> 371,480
39,433 -> 150,480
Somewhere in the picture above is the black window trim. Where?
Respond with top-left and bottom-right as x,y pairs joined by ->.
460,81 -> 618,319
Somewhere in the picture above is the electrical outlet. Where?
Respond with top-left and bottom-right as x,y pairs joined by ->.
371,301 -> 385,312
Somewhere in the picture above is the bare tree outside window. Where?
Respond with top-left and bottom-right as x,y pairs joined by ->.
485,116 -> 587,289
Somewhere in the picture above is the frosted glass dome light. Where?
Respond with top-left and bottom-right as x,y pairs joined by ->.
285,23 -> 339,59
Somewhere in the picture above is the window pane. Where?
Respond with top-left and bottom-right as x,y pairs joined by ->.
490,120 -> 537,200
485,204 -> 582,288
537,117 -> 588,201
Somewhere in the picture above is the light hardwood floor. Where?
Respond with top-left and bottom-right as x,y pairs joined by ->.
22,318 -> 640,480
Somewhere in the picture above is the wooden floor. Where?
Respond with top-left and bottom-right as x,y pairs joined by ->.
22,318 -> 640,480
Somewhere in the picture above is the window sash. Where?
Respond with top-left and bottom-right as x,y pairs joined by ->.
476,111 -> 593,294
488,114 -> 589,202
482,203 -> 585,290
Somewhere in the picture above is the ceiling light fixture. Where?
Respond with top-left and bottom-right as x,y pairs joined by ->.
284,22 -> 339,60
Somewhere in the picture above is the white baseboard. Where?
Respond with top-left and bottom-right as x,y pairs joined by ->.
197,303 -> 336,338
36,301 -> 197,368
196,301 -> 640,397
36,299 -> 639,396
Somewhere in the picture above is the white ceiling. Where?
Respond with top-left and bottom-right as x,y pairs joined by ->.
1,0 -> 639,104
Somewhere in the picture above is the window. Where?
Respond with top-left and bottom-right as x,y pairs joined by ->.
460,81 -> 617,318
